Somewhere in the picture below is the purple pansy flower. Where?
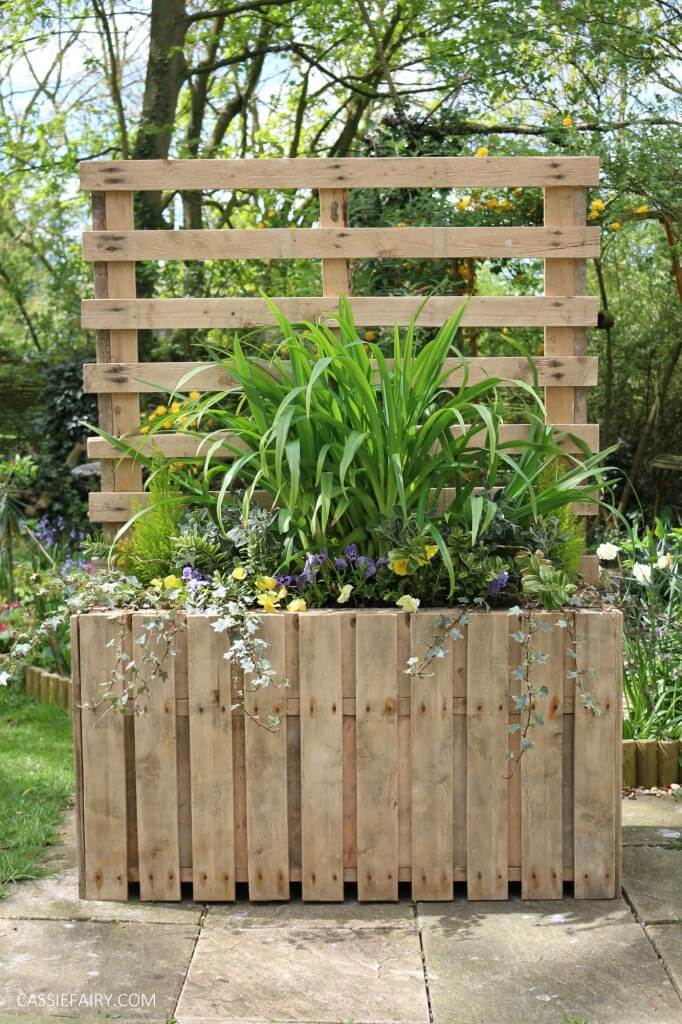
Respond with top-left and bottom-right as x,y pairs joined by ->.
335,557 -> 348,571
356,555 -> 376,577
343,543 -> 358,562
489,571 -> 509,595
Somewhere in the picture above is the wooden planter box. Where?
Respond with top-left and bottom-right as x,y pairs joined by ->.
71,607 -> 622,903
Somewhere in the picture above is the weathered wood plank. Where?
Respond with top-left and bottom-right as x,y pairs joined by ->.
132,612 -> 181,901
82,295 -> 599,330
83,226 -> 600,262
187,614 -> 235,901
467,612 -> 509,900
70,618 -> 86,898
244,615 -> 289,900
521,612 -> 564,899
79,613 -> 129,900
574,608 -> 620,899
411,611 -> 454,900
299,611 -> 345,900
356,612 -> 399,901
83,355 -> 599,394
87,422 -> 600,461
80,156 -> 600,191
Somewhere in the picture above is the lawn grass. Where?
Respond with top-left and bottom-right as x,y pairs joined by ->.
0,686 -> 73,897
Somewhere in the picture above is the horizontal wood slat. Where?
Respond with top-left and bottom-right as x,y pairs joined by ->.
80,157 -> 600,191
88,490 -> 598,523
83,356 -> 598,394
82,295 -> 599,330
83,226 -> 600,262
87,422 -> 599,460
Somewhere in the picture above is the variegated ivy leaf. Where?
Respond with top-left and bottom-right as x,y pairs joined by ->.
508,723 -> 522,734
520,738 -> 535,752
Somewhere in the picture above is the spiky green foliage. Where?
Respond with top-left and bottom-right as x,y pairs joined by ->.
121,466 -> 183,584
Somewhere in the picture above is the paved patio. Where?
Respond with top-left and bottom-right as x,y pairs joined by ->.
0,796 -> 681,1024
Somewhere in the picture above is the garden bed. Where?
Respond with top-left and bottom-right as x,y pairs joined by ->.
72,606 -> 622,903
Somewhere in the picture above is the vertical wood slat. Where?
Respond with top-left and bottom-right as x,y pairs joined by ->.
356,612 -> 399,901
132,612 -> 181,901
452,616 -> 468,874
187,615 -> 235,901
411,611 -> 454,901
245,615 -> 289,900
299,611 -> 344,900
467,612 -> 509,900
101,192 -> 141,494
79,613 -> 129,900
319,188 -> 351,298
70,618 -> 87,898
544,186 -> 587,425
521,612 -> 564,899
574,608 -> 620,899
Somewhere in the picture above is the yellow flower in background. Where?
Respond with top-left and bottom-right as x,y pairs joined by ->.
396,595 -> 420,613
189,390 -> 200,400
140,425 -> 150,434
424,545 -> 438,561
257,593 -> 279,613
457,196 -> 472,210
170,401 -> 182,413
391,558 -> 410,576
256,222 -> 265,229
287,598 -> 307,613
151,578 -> 163,589
562,115 -> 573,127
163,575 -> 183,590
363,330 -> 377,341
154,405 -> 167,416
458,264 -> 470,278
396,221 -> 407,227
231,566 -> 246,581
610,222 -> 622,231
590,198 -> 605,212
257,575 -> 278,591
486,197 -> 498,208
475,146 -> 488,158
589,210 -> 600,220
502,326 -> 509,334
635,204 -> 649,214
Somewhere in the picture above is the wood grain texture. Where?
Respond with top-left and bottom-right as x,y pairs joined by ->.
319,188 -> 351,297
79,613 -> 129,900
80,156 -> 600,191
70,618 -> 86,898
355,612 -> 399,901
132,612 -> 181,901
83,355 -> 598,393
87,422 -> 599,460
466,612 -> 509,900
82,295 -> 599,330
299,612 -> 345,900
411,611 -> 454,900
573,608 -> 620,899
244,614 -> 289,900
187,614 -> 235,901
83,225 -> 600,262
521,612 -> 564,899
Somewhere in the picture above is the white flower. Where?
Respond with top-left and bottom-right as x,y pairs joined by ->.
632,562 -> 652,585
0,671 -> 10,687
656,553 -> 673,570
396,594 -> 420,613
14,643 -> 31,657
596,542 -> 619,561
337,584 -> 353,605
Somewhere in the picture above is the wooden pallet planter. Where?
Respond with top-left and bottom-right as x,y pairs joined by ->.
72,607 -> 623,902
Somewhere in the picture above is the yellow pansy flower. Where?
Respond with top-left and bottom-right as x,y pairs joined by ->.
475,146 -> 488,158
425,545 -> 439,561
391,558 -> 410,576
257,575 -> 278,591
231,566 -> 246,581
562,115 -> 573,127
396,595 -> 420,613
287,598 -> 307,613
363,330 -> 376,341
163,575 -> 183,590
257,593 -> 279,613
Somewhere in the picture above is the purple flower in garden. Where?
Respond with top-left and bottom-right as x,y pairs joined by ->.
334,557 -> 348,572
275,573 -> 293,587
182,566 -> 194,580
489,571 -> 509,595
343,543 -> 358,562
376,555 -> 389,567
356,556 -> 376,577
312,549 -> 328,566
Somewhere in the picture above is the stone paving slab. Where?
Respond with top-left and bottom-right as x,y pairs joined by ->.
418,898 -> 682,1024
623,846 -> 682,923
0,918 -> 198,1020
175,922 -> 429,1024
205,899 -> 415,930
623,795 -> 682,846
647,925 -> 682,1000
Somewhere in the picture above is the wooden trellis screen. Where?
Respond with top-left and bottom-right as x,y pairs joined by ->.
80,156 -> 601,523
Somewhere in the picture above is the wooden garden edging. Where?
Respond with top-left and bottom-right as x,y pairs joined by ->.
24,665 -> 72,713
72,607 -> 623,903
